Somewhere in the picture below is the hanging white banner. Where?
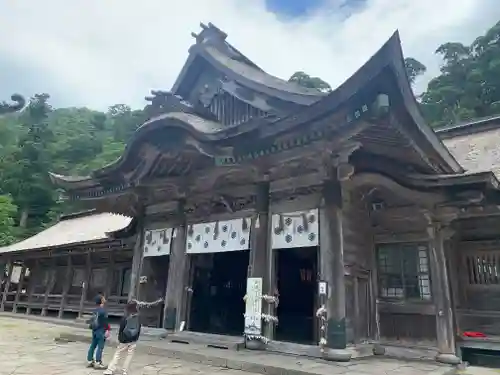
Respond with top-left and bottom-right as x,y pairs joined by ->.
186,218 -> 251,254
143,228 -> 173,257
271,209 -> 319,249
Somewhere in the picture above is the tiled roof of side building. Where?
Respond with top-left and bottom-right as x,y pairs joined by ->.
437,115 -> 500,179
0,211 -> 131,254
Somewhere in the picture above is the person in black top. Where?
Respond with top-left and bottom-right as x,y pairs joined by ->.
86,294 -> 109,369
104,300 -> 141,375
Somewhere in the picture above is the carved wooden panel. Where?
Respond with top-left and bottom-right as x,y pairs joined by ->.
271,209 -> 319,249
143,228 -> 173,257
186,218 -> 251,254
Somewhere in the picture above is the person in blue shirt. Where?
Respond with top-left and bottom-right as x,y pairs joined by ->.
86,294 -> 109,369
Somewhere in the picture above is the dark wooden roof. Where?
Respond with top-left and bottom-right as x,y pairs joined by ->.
49,27 -> 464,207
172,22 -> 325,108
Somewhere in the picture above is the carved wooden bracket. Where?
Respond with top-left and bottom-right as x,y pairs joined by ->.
422,209 -> 458,240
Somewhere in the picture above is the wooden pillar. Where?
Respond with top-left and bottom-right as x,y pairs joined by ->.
319,180 -> 351,361
247,181 -> 272,339
0,260 -> 6,295
427,219 -> 460,365
41,258 -> 56,316
12,264 -> 27,313
0,261 -> 13,311
104,251 -> 115,300
164,203 -> 188,330
129,218 -> 145,301
58,255 -> 73,318
78,252 -> 92,318
26,261 -> 38,315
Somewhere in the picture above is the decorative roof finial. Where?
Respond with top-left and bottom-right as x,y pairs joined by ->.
0,94 -> 25,116
192,21 -> 227,45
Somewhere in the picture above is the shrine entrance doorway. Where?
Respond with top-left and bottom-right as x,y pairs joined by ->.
189,250 -> 249,336
275,246 -> 318,344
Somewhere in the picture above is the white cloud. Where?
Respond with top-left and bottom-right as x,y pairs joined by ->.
0,0 -> 498,109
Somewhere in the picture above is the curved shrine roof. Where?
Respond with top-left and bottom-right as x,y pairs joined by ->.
198,45 -> 325,105
50,29 -> 462,191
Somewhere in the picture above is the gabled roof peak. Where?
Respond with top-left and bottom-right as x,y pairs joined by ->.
191,22 -> 227,45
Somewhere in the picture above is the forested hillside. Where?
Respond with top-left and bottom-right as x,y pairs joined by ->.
1,20 -> 500,245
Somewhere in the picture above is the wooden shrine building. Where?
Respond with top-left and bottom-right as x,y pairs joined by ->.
0,211 -> 133,318
10,22 -> 500,364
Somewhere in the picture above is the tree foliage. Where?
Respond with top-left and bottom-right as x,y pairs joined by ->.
288,71 -> 332,93
0,195 -> 17,246
420,20 -> 500,127
0,96 -> 145,244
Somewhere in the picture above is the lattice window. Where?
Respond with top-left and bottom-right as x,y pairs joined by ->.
377,243 -> 431,301
464,251 -> 500,285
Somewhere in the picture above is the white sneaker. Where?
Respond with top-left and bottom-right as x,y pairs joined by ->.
103,369 -> 113,375
94,362 -> 107,370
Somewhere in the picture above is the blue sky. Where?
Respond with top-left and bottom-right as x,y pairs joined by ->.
266,0 -> 325,17
1,0 -> 499,109
266,0 -> 366,17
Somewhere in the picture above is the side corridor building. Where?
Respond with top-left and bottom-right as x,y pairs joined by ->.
3,23 -> 500,365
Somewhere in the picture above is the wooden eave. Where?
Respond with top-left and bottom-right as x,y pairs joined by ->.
256,31 -> 461,175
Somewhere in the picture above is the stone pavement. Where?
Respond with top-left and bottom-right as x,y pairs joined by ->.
0,316 -> 493,375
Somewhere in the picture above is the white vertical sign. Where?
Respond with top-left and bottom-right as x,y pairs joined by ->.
244,277 -> 262,336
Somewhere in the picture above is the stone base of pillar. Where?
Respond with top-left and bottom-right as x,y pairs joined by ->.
245,339 -> 267,350
372,344 -> 386,356
163,307 -> 177,330
435,353 -> 461,365
322,348 -> 352,362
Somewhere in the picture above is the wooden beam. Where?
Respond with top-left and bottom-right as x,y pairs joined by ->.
247,181 -> 272,341
41,258 -> 57,316
319,180 -> 349,356
78,252 -> 92,318
0,261 -> 13,311
0,260 -> 6,304
58,255 -> 73,318
427,218 -> 460,364
374,231 -> 429,244
164,215 -> 188,330
104,251 -> 115,300
129,219 -> 145,301
4,241 -> 128,263
12,264 -> 27,313
25,260 -> 38,315
347,172 -> 445,206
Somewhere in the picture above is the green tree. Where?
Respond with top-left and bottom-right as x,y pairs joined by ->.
420,20 -> 500,127
288,71 -> 332,93
404,57 -> 427,85
0,94 -> 55,230
0,195 -> 17,246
